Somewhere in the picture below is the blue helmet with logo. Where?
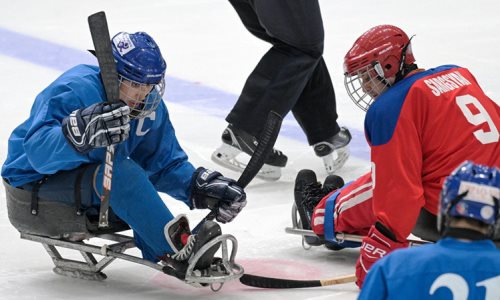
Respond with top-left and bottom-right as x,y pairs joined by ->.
111,32 -> 166,84
438,161 -> 500,236
111,32 -> 166,118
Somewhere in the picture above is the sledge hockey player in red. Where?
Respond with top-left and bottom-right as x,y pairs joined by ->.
294,24 -> 500,288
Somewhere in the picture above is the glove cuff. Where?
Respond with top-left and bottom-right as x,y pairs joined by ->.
190,167 -> 222,209
61,112 -> 91,154
366,224 -> 409,253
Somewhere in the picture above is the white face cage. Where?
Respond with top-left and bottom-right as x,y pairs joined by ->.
344,62 -> 391,112
118,75 -> 165,119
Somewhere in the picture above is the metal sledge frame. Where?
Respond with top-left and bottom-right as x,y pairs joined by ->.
21,232 -> 160,280
20,232 -> 244,290
286,203 -> 430,247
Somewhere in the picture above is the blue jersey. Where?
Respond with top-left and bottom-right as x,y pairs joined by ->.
1,64 -> 195,203
358,238 -> 500,300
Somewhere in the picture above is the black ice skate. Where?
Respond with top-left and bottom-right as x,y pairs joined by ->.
163,215 -> 222,280
313,127 -> 352,174
211,124 -> 287,181
294,170 -> 344,247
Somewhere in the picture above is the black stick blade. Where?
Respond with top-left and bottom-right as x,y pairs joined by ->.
239,274 -> 321,289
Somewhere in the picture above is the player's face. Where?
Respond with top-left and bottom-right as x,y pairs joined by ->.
360,69 -> 389,99
119,79 -> 154,108
344,62 -> 396,111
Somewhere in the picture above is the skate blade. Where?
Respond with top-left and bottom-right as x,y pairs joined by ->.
321,146 -> 350,174
53,266 -> 107,281
211,144 -> 281,181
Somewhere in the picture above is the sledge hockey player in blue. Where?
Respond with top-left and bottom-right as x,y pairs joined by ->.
1,31 -> 247,274
358,161 -> 500,300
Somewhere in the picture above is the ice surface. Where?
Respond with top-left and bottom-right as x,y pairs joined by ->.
0,1 -> 499,299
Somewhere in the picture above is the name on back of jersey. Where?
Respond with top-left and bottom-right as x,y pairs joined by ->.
424,70 -> 472,96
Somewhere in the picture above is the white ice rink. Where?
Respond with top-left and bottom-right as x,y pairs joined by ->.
1,1 -> 499,299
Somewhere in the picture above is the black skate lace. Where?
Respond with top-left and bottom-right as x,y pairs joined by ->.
301,182 -> 338,214
171,235 -> 196,261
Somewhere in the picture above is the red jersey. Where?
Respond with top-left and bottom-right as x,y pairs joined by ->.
364,65 -> 500,240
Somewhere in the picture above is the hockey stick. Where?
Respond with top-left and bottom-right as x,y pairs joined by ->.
240,273 -> 356,289
193,111 -> 283,233
235,111 -> 283,188
285,227 -> 431,246
88,11 -> 120,228
240,230 -> 431,288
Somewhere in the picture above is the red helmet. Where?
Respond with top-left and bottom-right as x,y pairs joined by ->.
343,25 -> 416,111
344,25 -> 415,78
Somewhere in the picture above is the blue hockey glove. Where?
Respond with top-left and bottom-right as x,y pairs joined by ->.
62,101 -> 130,153
190,167 -> 247,223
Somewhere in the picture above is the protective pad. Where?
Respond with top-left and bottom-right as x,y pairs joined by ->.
324,182 -> 361,248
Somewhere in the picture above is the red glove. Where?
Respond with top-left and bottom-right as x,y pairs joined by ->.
355,224 -> 408,288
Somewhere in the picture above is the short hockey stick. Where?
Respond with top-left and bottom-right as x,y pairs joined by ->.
240,273 -> 356,289
285,227 -> 431,246
88,11 -> 120,228
333,232 -> 431,246
239,232 -> 430,288
193,111 -> 283,233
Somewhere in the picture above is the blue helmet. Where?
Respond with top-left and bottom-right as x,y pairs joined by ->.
111,32 -> 166,84
438,161 -> 500,236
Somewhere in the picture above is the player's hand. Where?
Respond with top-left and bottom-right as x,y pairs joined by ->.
190,167 -> 247,223
355,223 -> 408,288
62,101 -> 130,153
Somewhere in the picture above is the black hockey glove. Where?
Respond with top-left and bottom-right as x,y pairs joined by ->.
62,101 -> 130,154
190,167 -> 247,223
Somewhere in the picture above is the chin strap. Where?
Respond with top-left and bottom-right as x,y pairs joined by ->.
395,63 -> 418,83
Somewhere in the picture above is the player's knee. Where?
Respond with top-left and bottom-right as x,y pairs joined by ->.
111,159 -> 147,181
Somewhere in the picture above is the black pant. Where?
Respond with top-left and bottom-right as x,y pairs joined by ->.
225,0 -> 340,145
412,208 -> 440,242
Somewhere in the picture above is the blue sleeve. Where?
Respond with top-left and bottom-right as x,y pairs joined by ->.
358,261 -> 388,300
130,105 -> 196,205
1,65 -> 108,186
24,85 -> 93,174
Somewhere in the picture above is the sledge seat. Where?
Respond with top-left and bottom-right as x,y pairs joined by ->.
3,179 -> 129,241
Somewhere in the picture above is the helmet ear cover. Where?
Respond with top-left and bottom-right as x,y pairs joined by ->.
379,54 -> 400,79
